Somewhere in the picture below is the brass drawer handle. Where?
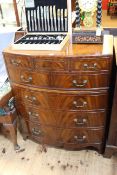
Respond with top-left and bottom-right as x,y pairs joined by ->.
21,75 -> 32,83
73,118 -> 87,125
11,59 -> 21,66
28,112 -> 39,119
25,95 -> 37,103
32,128 -> 42,136
73,101 -> 87,108
72,80 -> 88,87
74,135 -> 86,143
83,63 -> 97,70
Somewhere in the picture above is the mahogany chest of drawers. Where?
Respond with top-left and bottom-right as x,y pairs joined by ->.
3,35 -> 114,153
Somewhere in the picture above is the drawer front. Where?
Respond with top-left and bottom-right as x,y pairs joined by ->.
70,58 -> 112,72
53,110 -> 106,128
8,68 -> 109,89
7,68 -> 51,87
13,86 -> 108,111
34,57 -> 68,71
25,122 -> 104,148
52,73 -> 109,89
59,128 -> 104,144
27,122 -> 61,145
4,54 -> 33,69
16,104 -> 56,126
16,104 -> 106,128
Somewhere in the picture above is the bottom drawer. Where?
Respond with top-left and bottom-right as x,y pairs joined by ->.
59,128 -> 104,144
64,143 -> 103,152
27,121 -> 104,145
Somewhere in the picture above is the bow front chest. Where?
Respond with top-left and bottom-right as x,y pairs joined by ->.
3,35 -> 114,153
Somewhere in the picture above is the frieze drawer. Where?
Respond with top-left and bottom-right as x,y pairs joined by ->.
70,57 -> 112,72
4,53 -> 33,70
34,57 -> 68,71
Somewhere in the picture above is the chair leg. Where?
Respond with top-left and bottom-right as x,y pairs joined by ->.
3,119 -> 20,150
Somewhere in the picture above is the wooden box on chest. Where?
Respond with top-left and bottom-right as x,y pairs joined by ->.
3,35 -> 114,153
12,0 -> 71,51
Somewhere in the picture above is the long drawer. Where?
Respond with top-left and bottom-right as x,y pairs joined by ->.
59,128 -> 104,144
13,86 -> 108,111
17,104 -> 106,128
27,122 -> 104,145
7,68 -> 109,89
52,73 -> 109,89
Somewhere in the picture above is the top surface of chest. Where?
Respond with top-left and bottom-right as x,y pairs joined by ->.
4,35 -> 113,58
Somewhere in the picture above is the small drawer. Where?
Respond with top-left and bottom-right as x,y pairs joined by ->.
13,86 -> 108,111
4,54 -> 33,69
52,73 -> 109,89
7,68 -> 51,87
34,57 -> 68,71
59,128 -> 104,144
70,57 -> 112,72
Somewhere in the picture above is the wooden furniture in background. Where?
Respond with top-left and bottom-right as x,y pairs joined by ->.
104,38 -> 117,158
13,0 -> 20,27
3,35 -> 114,154
107,0 -> 117,17
0,0 -> 20,26
0,91 -> 19,149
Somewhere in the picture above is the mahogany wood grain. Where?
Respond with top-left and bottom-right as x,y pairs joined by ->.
4,54 -> 112,73
34,57 -> 68,71
27,122 -> 61,146
7,68 -> 51,88
16,104 -> 107,128
3,35 -> 114,153
12,85 -> 109,111
59,128 -> 104,144
6,67 -> 110,89
17,104 -> 56,126
52,73 -> 110,89
4,54 -> 33,70
26,121 -> 104,148
70,57 -> 112,72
